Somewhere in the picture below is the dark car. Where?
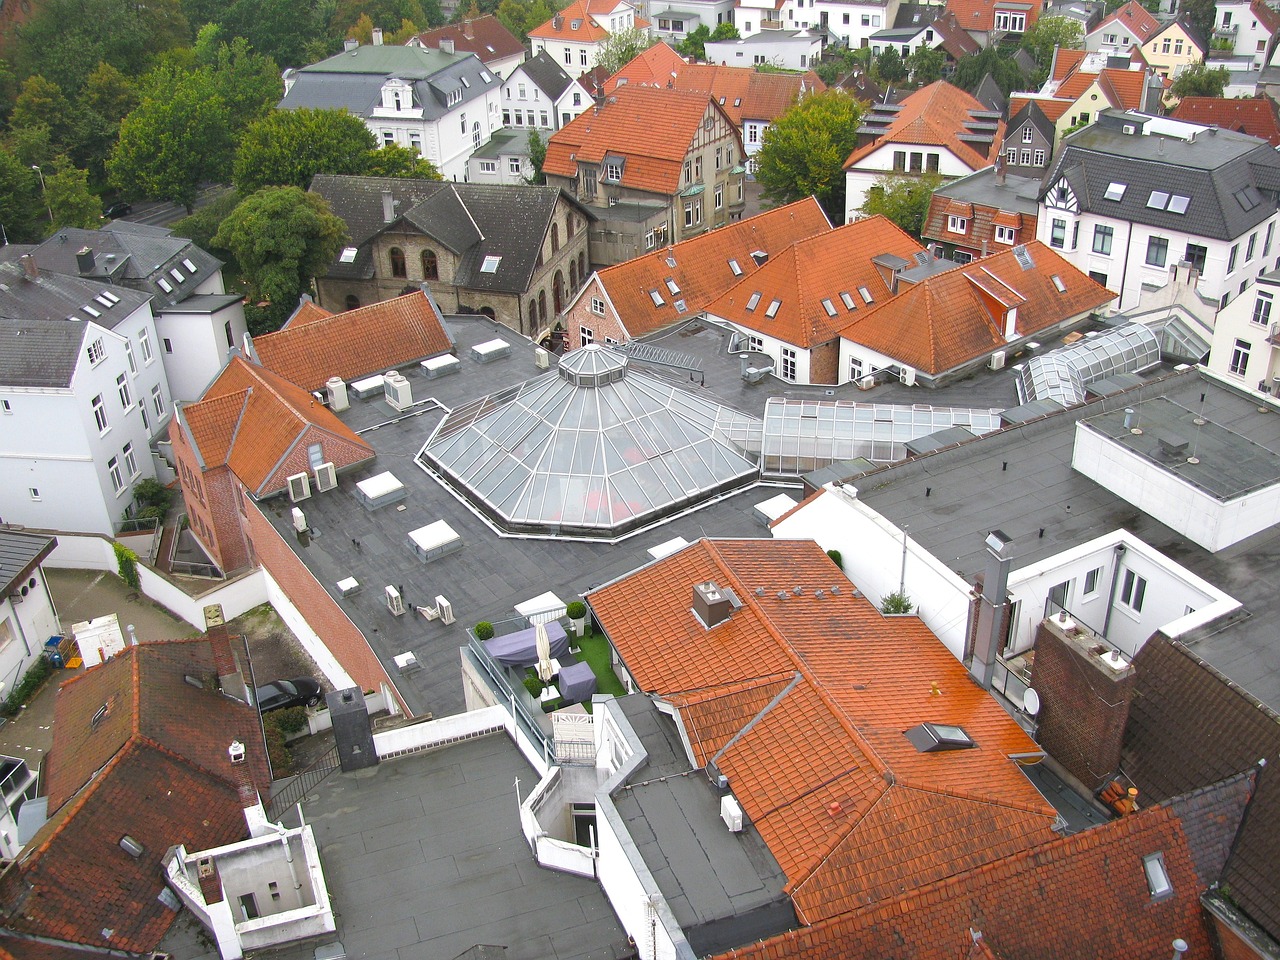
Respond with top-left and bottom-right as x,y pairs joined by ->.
255,677 -> 322,712
102,201 -> 132,220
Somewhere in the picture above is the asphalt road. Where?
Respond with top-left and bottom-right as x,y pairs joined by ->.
112,184 -> 230,229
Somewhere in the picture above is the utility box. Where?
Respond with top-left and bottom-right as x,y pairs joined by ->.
327,687 -> 379,772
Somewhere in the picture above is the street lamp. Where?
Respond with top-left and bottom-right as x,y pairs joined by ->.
31,165 -> 52,222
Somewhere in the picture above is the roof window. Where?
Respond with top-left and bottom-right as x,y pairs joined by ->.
649,289 -> 665,306
821,298 -> 837,317
94,294 -> 114,308
1167,195 -> 1189,214
840,291 -> 856,310
728,258 -> 742,276
1235,187 -> 1262,211
1143,852 -> 1173,900
480,255 -> 502,273
1051,274 -> 1067,292
182,258 -> 198,272
461,76 -> 470,87
746,291 -> 762,311
101,291 -> 120,304
904,722 -> 976,752
674,298 -> 687,313
481,70 -> 493,82
157,277 -> 173,294
83,304 -> 101,318
665,278 -> 680,295
1147,190 -> 1170,210
339,247 -> 358,263
1104,182 -> 1127,201
170,267 -> 185,283
858,286 -> 874,304
765,299 -> 781,318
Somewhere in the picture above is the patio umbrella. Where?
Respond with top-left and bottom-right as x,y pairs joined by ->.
535,620 -> 554,682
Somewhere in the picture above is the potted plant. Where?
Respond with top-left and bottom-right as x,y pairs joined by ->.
474,621 -> 495,641
566,601 -> 587,637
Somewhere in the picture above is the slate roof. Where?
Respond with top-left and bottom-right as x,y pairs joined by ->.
1042,115 -> 1280,241
177,356 -> 373,495
250,288 -> 454,391
310,175 -> 591,295
1121,634 -> 1280,943
412,15 -> 524,66
1090,0 -> 1160,43
1172,96 -> 1280,148
280,44 -> 499,122
838,241 -> 1115,375
30,222 -> 223,311
587,538 -> 1059,927
712,772 -> 1255,960
3,636 -> 270,953
844,82 -> 1004,173
923,167 -> 1041,251
519,49 -> 577,101
930,11 -> 981,59
703,216 -> 925,348
545,86 -> 731,195
587,197 -> 831,338
0,530 -> 56,595
943,0 -> 1041,34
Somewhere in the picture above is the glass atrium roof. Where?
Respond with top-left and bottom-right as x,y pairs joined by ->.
1015,324 -> 1160,408
419,345 -> 762,536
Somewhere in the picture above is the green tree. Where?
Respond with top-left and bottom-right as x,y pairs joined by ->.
678,24 -> 712,60
202,35 -> 284,136
592,27 -> 655,74
213,187 -> 347,333
363,143 -> 443,179
875,46 -> 907,82
1020,16 -> 1084,71
44,156 -> 102,229
172,188 -> 241,256
234,108 -> 378,193
0,149 -> 44,243
331,0 -> 426,35
1180,0 -> 1216,45
10,76 -> 73,144
952,47 -> 1026,94
755,89 -> 864,223
109,67 -> 233,211
83,61 -> 139,123
526,129 -> 547,184
859,172 -> 943,239
0,59 -> 18,125
1171,61 -> 1229,99
220,0 -> 327,68
497,0 -> 554,40
907,45 -> 944,85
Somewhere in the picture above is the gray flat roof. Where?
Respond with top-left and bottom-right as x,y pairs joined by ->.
162,733 -> 629,960
611,697 -> 793,957
0,530 -> 56,595
933,167 -> 1041,216
851,367 -> 1280,708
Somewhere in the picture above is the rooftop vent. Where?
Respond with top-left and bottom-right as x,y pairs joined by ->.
1157,434 -> 1189,458
120,835 -> 144,858
693,580 -> 738,628
228,740 -> 246,764
750,250 -> 768,266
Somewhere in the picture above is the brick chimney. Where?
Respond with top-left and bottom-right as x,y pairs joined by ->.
18,254 -> 38,281
440,36 -> 455,54
204,604 -> 249,703
1030,617 -> 1136,790
463,19 -> 474,38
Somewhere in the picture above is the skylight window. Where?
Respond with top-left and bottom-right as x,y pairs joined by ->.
1167,195 -> 1189,214
481,70 -> 493,82
665,278 -> 680,295
94,294 -> 113,308
339,247 -> 359,263
157,278 -> 173,293
480,255 -> 502,273
82,304 -> 101,318
101,291 -> 120,304
1235,187 -> 1261,211
746,291 -> 762,311
1104,182 -> 1127,201
765,298 -> 781,318
1051,274 -> 1067,292
170,267 -> 185,283
840,291 -> 857,310
1143,853 -> 1172,899
904,722 -> 976,752
674,298 -> 687,313
461,76 -> 470,87
858,286 -> 874,304
821,298 -> 837,317
1147,190 -> 1170,210
182,258 -> 197,272
649,289 -> 665,306
728,258 -> 742,276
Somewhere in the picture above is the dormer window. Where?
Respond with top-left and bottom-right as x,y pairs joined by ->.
904,722 -> 975,752
448,88 -> 463,106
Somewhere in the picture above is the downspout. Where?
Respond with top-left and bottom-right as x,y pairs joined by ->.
1101,541 -> 1127,640
1117,218 -> 1135,310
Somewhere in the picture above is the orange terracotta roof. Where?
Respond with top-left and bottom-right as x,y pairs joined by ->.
1092,0 -> 1161,43
703,216 -> 925,348
282,298 -> 334,329
251,288 -> 453,392
1172,96 -> 1280,148
529,0 -> 609,42
1097,67 -> 1147,110
605,41 -> 688,91
544,85 -> 729,195
181,356 -> 372,495
589,197 -> 831,338
839,241 -> 1115,375
1050,47 -> 1087,82
1008,94 -> 1071,123
587,538 -> 1058,925
943,0 -> 1041,34
714,772 -> 1254,960
8,637 -> 272,953
843,82 -> 1004,173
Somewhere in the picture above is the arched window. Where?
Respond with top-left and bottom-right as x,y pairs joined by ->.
551,223 -> 560,253
538,290 -> 547,323
569,259 -> 577,292
345,295 -> 361,311
553,270 -> 564,313
389,247 -> 407,278
421,249 -> 438,280
472,121 -> 482,149
528,299 -> 538,332
566,215 -> 575,240
578,251 -> 586,281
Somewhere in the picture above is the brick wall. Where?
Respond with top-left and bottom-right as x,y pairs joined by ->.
1031,619 -> 1136,790
261,426 -> 374,496
241,501 -> 405,714
169,417 -> 252,573
810,339 -> 840,385
564,274 -> 629,349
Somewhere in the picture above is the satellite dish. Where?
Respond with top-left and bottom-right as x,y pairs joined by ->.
1023,688 -> 1041,716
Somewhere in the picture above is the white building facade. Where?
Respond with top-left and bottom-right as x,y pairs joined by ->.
705,30 -> 824,69
1206,267 -> 1280,397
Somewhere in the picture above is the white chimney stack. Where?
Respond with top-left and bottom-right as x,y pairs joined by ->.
382,190 -> 395,223
372,27 -> 384,44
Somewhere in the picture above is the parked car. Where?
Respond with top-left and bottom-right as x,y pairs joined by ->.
255,677 -> 322,712
102,201 -> 132,220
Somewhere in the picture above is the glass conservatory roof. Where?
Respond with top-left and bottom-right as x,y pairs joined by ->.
1015,323 -> 1160,408
418,345 -> 762,535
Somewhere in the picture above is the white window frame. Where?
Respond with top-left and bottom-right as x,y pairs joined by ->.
1082,566 -> 1102,597
108,455 -> 124,494
139,329 -> 153,363
780,347 -> 797,382
1251,292 -> 1273,326
479,160 -> 497,173
590,296 -> 605,316
947,215 -> 968,234
1229,338 -> 1251,377
117,373 -> 131,410
151,384 -> 165,418
123,441 -> 138,479
87,338 -> 106,365
92,394 -> 109,433
995,225 -> 1016,244
1119,569 -> 1147,614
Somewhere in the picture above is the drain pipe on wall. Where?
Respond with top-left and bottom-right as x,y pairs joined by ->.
1101,541 -> 1127,640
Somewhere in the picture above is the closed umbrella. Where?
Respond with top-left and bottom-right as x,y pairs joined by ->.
535,620 -> 554,682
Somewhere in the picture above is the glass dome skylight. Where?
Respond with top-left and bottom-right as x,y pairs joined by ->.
419,345 -> 761,536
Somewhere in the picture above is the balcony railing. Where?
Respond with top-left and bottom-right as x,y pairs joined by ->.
1214,23 -> 1238,37
1266,321 -> 1280,346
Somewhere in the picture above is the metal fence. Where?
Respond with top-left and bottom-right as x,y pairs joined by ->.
267,745 -> 340,820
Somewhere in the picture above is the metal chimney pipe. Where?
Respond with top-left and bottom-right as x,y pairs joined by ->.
1123,408 -> 1135,429
1171,939 -> 1188,960
969,530 -> 1013,690
127,623 -> 138,646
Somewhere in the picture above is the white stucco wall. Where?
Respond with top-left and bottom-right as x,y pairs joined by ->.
845,145 -> 978,222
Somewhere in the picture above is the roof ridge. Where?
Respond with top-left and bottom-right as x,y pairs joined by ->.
21,739 -> 137,865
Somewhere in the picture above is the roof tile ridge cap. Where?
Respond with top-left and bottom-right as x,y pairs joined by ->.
133,731 -> 251,790
20,744 -> 136,865
132,645 -> 143,740
247,367 -> 312,429
893,776 -> 1058,818
784,775 -> 898,907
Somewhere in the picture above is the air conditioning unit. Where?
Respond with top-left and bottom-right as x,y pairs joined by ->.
535,347 -> 550,369
989,350 -> 1007,371
720,795 -> 744,832
384,371 -> 413,412
291,507 -> 307,532
858,376 -> 875,390
1122,124 -> 1136,135
326,376 -> 349,412
287,472 -> 311,502
386,584 -> 405,616
314,461 -> 337,492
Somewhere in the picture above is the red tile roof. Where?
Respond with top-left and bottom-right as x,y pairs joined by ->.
604,40 -> 688,90
1008,94 -> 1071,123
1252,0 -> 1280,37
703,216 -> 926,348
1092,0 -> 1162,43
544,85 -> 733,195
412,15 -> 524,65
713,772 -> 1254,960
843,82 -> 1004,173
839,241 -> 1115,375
943,0 -> 1041,34
251,288 -> 453,392
1172,96 -> 1280,147
179,356 -> 373,496
282,298 -> 335,329
1050,47 -> 1087,82
5,637 -> 271,953
924,193 -> 1038,253
529,0 -> 649,42
588,197 -> 831,338
587,538 -> 1058,925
